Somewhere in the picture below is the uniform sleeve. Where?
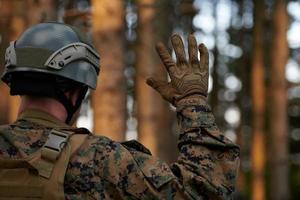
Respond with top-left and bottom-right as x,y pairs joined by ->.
169,103 -> 240,199
126,103 -> 240,199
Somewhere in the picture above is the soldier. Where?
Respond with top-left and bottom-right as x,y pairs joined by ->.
0,22 -> 239,200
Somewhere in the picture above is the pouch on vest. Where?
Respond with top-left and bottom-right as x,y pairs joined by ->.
0,128 -> 88,200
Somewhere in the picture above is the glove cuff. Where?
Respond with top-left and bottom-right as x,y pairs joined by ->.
175,94 -> 207,107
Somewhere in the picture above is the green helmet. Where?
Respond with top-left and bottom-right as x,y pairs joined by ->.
2,22 -> 100,89
1,22 -> 100,123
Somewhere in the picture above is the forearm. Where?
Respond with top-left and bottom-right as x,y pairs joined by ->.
106,100 -> 240,199
146,33 -> 240,199
172,98 -> 240,199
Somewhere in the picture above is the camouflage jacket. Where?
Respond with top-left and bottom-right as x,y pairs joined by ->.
0,105 -> 239,200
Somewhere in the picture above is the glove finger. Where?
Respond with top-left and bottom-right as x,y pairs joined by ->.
171,34 -> 187,65
199,43 -> 209,73
188,34 -> 199,68
146,78 -> 168,90
155,42 -> 176,74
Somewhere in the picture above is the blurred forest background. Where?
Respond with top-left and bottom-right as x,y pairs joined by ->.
0,0 -> 300,199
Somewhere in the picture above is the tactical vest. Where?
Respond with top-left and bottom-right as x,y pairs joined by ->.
0,127 -> 89,200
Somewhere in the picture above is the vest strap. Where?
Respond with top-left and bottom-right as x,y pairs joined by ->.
32,129 -> 73,178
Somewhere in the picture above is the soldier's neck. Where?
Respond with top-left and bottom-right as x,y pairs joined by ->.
18,95 -> 67,123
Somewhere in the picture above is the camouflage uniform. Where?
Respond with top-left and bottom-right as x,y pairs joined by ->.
0,23 -> 239,199
0,104 -> 239,200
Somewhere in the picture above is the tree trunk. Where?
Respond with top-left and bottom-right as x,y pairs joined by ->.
210,1 -> 223,127
269,0 -> 289,199
7,0 -> 27,122
235,1 -> 249,197
26,0 -> 58,24
6,0 -> 58,123
135,0 -> 176,161
155,1 -> 177,163
0,0 -> 13,124
251,0 -> 266,200
91,0 -> 126,141
63,0 -> 91,33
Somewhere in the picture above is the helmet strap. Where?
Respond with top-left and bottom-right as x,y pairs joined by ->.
55,86 -> 88,124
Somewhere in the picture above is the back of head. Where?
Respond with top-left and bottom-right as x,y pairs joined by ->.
2,22 -> 100,123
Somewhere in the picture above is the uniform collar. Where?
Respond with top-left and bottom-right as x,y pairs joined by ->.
17,109 -> 72,129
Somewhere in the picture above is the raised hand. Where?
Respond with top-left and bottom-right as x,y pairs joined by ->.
146,34 -> 209,106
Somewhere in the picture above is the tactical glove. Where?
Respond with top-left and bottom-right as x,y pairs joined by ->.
147,34 -> 209,107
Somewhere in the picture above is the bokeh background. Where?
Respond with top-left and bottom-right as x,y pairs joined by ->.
0,0 -> 300,199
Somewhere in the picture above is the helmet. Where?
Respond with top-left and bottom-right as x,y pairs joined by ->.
1,22 -> 100,123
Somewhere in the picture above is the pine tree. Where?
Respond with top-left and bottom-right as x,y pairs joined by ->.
135,0 -> 174,159
251,0 -> 266,199
91,0 -> 126,140
269,0 -> 289,199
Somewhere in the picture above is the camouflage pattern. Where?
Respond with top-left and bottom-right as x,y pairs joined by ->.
0,105 -> 239,200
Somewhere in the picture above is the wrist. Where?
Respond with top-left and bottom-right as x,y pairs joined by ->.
175,94 -> 207,107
